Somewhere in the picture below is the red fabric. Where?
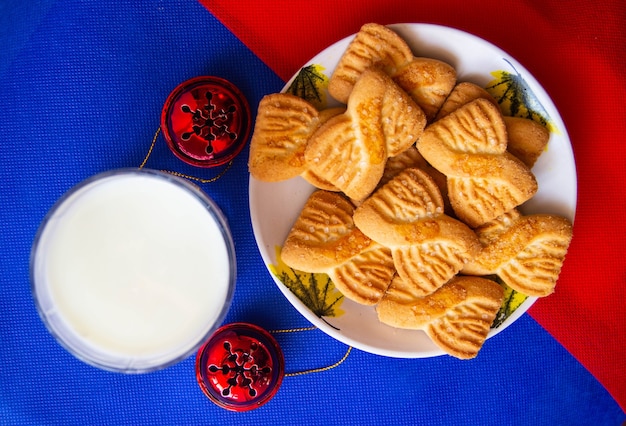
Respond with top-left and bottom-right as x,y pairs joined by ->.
201,0 -> 626,410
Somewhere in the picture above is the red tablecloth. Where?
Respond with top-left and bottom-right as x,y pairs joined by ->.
204,0 -> 626,410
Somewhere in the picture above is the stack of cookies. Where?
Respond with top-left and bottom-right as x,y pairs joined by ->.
248,23 -> 573,359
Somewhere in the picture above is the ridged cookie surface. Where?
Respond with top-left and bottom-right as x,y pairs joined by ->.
353,168 -> 481,296
392,57 -> 457,122
281,190 -> 371,272
248,93 -> 321,182
434,81 -> 498,121
328,23 -> 414,104
434,82 -> 550,169
300,107 -> 346,191
377,275 -> 504,359
417,98 -> 538,227
379,146 -> 452,215
305,68 -> 426,201
328,243 -> 395,305
463,209 -> 573,296
280,190 -> 395,304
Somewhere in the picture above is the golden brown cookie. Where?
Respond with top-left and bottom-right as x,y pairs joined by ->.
281,190 -> 370,272
305,68 -> 426,201
377,275 -> 504,359
380,146 -> 452,215
353,168 -> 481,296
248,93 -> 321,182
300,107 -> 346,191
417,98 -> 538,227
328,243 -> 395,305
392,57 -> 457,122
280,190 -> 394,304
435,81 -> 499,121
503,116 -> 550,168
433,82 -> 550,168
328,23 -> 414,104
462,209 -> 573,296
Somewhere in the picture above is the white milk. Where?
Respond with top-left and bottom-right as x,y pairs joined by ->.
31,169 -> 235,372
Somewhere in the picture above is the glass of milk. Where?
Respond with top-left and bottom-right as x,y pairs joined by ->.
30,168 -> 236,373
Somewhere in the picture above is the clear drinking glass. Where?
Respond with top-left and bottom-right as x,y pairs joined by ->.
30,168 -> 236,373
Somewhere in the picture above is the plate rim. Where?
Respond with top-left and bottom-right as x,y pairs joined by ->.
249,22 -> 576,358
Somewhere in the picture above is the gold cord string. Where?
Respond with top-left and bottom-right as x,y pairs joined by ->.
139,127 -> 233,183
142,128 -> 352,376
269,326 -> 318,334
269,326 -> 353,377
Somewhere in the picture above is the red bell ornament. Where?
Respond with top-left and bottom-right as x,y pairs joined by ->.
195,323 -> 284,411
160,76 -> 251,168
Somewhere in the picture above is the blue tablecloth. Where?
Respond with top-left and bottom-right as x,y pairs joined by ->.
1,1 -> 624,424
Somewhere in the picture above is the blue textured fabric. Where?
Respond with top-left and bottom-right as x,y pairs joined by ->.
1,1 -> 624,425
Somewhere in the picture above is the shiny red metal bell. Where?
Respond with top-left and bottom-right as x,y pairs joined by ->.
195,323 -> 284,411
161,76 -> 251,168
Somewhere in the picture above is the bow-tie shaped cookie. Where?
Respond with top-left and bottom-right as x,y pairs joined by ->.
328,23 -> 414,104
280,190 -> 395,305
377,275 -> 504,359
328,23 -> 457,122
417,98 -> 538,228
305,67 -> 426,201
248,67 -> 426,202
462,209 -> 573,296
248,93 -> 324,182
353,168 -> 481,296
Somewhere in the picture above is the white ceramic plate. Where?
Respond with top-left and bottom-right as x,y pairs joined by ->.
249,23 -> 577,358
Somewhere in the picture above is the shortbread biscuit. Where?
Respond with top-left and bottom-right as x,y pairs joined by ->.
435,81 -> 499,121
248,93 -> 321,181
281,190 -> 370,271
305,68 -> 426,201
281,190 -> 394,304
417,98 -> 538,227
463,209 -> 573,296
300,107 -> 346,191
503,116 -> 550,168
329,24 -> 456,123
380,146 -> 452,215
328,243 -> 395,305
434,82 -> 550,168
379,145 -> 428,186
377,275 -> 504,359
393,57 -> 457,122
328,23 -> 414,104
353,168 -> 481,296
